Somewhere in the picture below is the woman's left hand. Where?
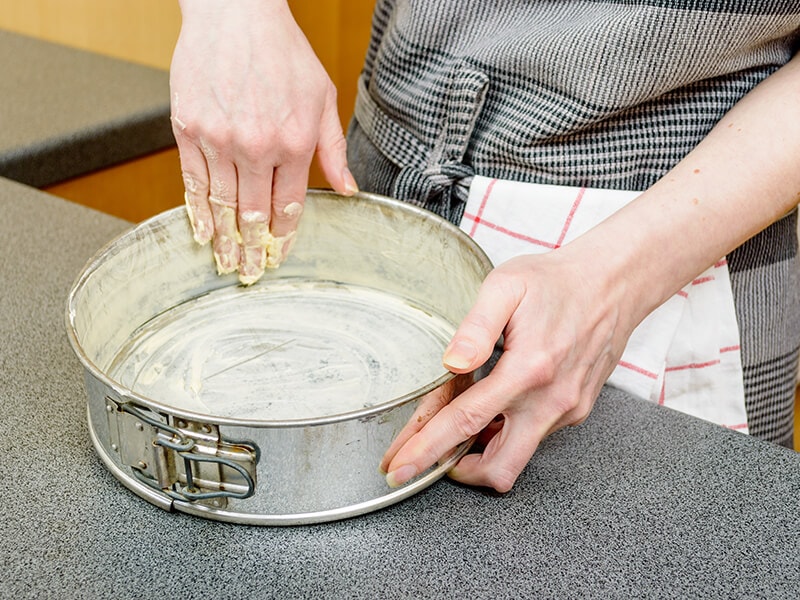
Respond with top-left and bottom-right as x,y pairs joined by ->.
382,50 -> 800,493
381,248 -> 638,492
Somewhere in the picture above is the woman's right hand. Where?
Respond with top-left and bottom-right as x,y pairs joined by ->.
170,0 -> 358,284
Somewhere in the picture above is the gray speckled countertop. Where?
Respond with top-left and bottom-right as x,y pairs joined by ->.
0,29 -> 173,187
1,178 -> 798,599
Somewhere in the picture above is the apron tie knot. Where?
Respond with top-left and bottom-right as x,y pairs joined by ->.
354,65 -> 489,223
393,162 -> 474,221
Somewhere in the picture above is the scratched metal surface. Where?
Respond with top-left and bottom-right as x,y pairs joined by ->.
107,280 -> 455,420
69,190 -> 492,422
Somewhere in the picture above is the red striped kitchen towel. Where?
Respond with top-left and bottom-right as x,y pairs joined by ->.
461,176 -> 748,432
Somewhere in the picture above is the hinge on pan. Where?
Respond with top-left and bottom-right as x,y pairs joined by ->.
105,398 -> 259,509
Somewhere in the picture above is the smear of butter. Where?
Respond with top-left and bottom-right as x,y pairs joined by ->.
237,210 -> 296,284
108,281 -> 455,421
283,202 -> 304,217
265,230 -> 296,269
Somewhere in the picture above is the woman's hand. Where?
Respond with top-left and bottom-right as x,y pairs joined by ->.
381,249 -> 638,493
383,50 -> 800,493
170,0 -> 357,284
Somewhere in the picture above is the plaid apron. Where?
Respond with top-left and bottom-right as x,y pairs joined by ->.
347,0 -> 800,445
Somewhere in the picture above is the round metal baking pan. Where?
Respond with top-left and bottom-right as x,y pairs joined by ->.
67,189 -> 492,524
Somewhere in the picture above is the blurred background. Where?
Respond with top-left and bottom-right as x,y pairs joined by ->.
0,0 -> 374,220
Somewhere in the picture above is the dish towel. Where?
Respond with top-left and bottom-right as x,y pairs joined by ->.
460,175 -> 749,432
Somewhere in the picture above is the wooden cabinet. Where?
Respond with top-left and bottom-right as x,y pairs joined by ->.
44,147 -> 185,223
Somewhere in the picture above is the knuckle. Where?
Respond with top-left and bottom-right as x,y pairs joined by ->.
569,411 -> 591,427
537,360 -> 558,387
181,170 -> 209,197
484,267 -> 526,301
199,138 -> 224,164
232,128 -> 270,166
462,311 -> 494,336
555,395 -> 582,416
171,111 -> 196,138
280,129 -> 316,158
548,386 -> 593,425
209,179 -> 235,203
516,352 -> 558,389
564,393 -> 595,425
485,469 -> 517,494
459,313 -> 498,350
449,405 -> 489,440
234,125 -> 314,165
324,79 -> 338,103
322,130 -> 347,155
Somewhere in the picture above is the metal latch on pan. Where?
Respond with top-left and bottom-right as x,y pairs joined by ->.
105,398 -> 259,508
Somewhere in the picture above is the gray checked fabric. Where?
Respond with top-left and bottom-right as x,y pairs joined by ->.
346,0 -> 800,447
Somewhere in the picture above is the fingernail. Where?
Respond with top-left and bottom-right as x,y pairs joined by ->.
184,192 -> 212,245
385,464 -> 418,488
237,211 -> 270,283
239,246 -> 266,285
443,340 -> 477,371
282,202 -> 304,218
265,231 -> 296,269
193,218 -> 212,245
342,167 -> 359,196
213,235 -> 239,275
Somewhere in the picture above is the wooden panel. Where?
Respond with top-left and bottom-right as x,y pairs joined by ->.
289,0 -> 374,128
44,148 -> 184,223
289,0 -> 374,188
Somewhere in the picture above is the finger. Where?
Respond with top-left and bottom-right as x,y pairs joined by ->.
268,159 -> 311,266
473,415 -> 505,450
238,209 -> 270,285
442,271 -> 523,373
175,137 -> 213,245
384,372 -> 508,488
237,168 -> 273,285
380,377 -> 458,474
205,148 -> 240,275
315,87 -> 358,196
447,410 -> 551,493
383,343 -> 564,490
447,363 -> 598,492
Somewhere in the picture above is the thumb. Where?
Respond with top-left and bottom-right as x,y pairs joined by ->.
443,271 -> 521,373
316,89 -> 358,196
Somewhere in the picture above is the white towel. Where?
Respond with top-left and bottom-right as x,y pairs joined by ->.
460,176 -> 748,432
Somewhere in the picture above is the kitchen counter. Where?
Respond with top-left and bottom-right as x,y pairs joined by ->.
1,177 -> 798,599
0,30 -> 173,187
